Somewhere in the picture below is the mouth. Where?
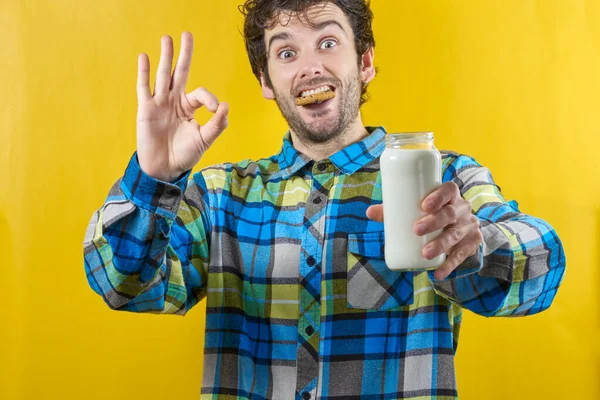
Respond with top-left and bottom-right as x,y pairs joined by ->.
295,85 -> 336,106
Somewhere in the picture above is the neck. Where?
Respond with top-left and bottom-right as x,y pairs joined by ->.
289,115 -> 369,161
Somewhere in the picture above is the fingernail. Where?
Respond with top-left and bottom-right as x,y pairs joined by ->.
424,200 -> 434,210
415,224 -> 425,235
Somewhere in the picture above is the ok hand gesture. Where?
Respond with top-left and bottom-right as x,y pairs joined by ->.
136,32 -> 229,182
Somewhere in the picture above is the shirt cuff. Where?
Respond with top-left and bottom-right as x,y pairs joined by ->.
120,152 -> 192,220
427,243 -> 484,283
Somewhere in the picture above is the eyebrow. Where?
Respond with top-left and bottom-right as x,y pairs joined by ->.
267,20 -> 347,54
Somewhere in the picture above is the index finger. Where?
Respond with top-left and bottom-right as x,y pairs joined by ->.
171,31 -> 194,91
422,182 -> 459,213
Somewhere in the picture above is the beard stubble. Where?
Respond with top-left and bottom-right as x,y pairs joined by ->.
272,72 -> 362,145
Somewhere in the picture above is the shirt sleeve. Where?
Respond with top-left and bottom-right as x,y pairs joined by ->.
427,153 -> 566,317
83,152 -> 213,315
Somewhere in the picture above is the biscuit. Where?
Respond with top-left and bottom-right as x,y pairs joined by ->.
295,90 -> 335,106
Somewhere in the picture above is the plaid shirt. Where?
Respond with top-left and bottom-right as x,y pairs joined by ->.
84,126 -> 566,399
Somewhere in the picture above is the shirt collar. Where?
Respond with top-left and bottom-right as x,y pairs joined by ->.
276,126 -> 387,179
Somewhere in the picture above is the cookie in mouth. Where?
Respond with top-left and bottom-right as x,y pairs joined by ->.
295,86 -> 336,106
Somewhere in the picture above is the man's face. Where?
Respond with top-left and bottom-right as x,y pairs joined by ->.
261,3 -> 373,144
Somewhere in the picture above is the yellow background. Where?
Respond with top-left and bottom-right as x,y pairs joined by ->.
1,0 -> 597,398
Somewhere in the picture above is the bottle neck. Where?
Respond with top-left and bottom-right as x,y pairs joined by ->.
385,132 -> 434,149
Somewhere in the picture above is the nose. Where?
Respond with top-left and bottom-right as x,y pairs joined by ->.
298,53 -> 324,81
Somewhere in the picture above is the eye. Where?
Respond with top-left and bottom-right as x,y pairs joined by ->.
320,39 -> 337,49
278,50 -> 296,60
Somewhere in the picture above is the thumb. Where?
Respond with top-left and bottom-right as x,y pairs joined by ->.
199,101 -> 229,148
366,204 -> 384,222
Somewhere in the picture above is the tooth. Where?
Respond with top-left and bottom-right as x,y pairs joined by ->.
298,86 -> 333,98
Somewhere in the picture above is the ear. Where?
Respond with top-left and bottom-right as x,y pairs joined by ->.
260,73 -> 275,100
360,47 -> 375,84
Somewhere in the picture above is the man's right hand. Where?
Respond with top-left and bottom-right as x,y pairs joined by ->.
136,31 -> 229,182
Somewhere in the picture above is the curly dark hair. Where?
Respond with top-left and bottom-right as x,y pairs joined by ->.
239,0 -> 376,106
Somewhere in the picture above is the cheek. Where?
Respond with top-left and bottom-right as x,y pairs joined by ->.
332,67 -> 359,89
332,49 -> 359,71
270,65 -> 296,92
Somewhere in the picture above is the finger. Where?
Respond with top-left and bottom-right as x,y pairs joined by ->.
171,31 -> 193,91
422,182 -> 460,213
433,242 -> 478,280
366,205 -> 384,222
154,35 -> 174,96
422,221 -> 469,259
415,199 -> 471,236
186,87 -> 220,113
199,101 -> 230,148
137,53 -> 151,102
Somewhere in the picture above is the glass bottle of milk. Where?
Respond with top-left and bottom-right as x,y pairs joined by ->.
380,132 -> 446,271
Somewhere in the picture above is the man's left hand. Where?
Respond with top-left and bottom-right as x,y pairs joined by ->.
366,181 -> 483,280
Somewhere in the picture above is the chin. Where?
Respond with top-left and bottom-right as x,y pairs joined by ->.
304,112 -> 341,131
302,123 -> 344,143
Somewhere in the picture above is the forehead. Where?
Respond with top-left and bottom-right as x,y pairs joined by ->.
264,2 -> 350,38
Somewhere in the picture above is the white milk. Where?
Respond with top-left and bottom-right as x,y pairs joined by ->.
380,134 -> 446,271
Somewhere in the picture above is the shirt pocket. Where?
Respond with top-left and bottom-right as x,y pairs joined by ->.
347,231 -> 414,310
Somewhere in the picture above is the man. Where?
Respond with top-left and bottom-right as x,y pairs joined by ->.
84,1 -> 566,399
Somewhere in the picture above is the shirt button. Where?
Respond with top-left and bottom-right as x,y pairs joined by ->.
305,325 -> 315,336
306,256 -> 316,266
313,197 -> 322,204
317,162 -> 327,172
302,392 -> 311,400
